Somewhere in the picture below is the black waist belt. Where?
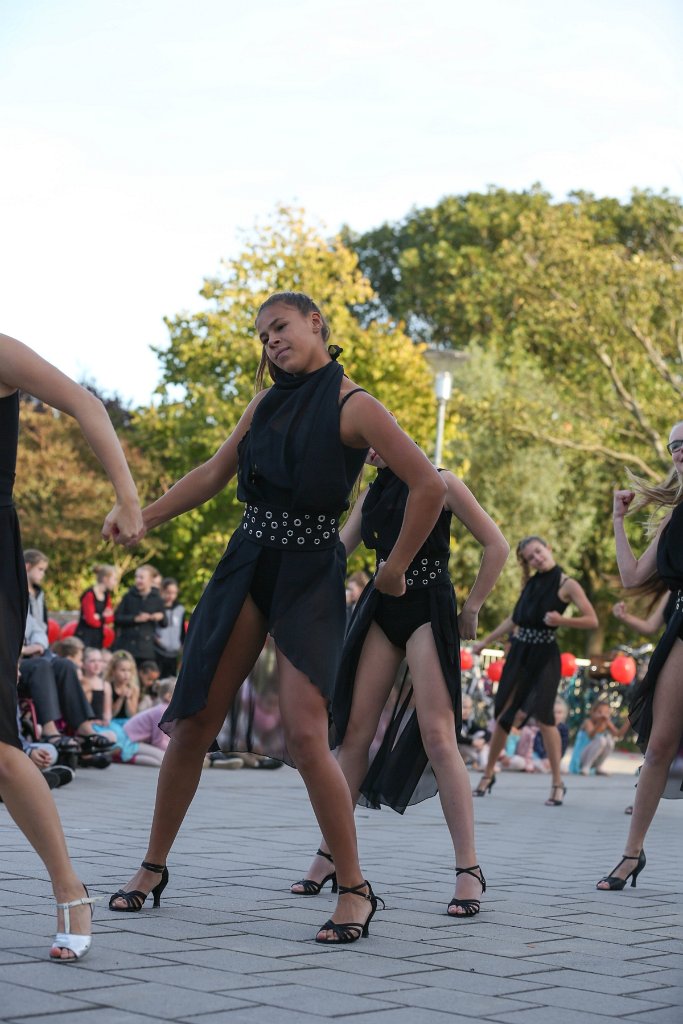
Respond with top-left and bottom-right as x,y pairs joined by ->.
241,504 -> 339,551
375,554 -> 450,588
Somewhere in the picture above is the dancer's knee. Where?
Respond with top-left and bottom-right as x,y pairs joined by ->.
644,735 -> 679,770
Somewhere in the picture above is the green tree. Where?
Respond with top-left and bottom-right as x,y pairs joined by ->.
347,188 -> 683,649
134,207 -> 462,604
14,395 -> 160,610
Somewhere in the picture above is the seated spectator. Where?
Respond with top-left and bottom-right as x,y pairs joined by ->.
154,578 -> 185,676
52,635 -> 85,670
19,553 -> 113,753
532,698 -> 570,772
96,679 -> 175,766
113,564 -> 166,669
137,660 -> 161,712
498,723 -> 539,772
80,648 -> 113,724
75,565 -> 118,648
106,650 -> 140,719
457,693 -> 492,770
570,699 -> 630,775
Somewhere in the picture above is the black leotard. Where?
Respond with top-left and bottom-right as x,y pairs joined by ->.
332,466 -> 460,813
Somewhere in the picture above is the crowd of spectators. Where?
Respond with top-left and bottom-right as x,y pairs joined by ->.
17,547 -> 634,795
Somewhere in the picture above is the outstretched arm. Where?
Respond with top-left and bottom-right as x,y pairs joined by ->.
0,333 -> 142,544
340,393 -> 446,596
442,471 -> 510,641
471,614 -> 516,653
141,392 -> 266,534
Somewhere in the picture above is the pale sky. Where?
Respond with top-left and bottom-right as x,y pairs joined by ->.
1,0 -> 681,405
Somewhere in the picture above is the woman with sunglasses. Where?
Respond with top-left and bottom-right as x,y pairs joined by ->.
597,423 -> 683,890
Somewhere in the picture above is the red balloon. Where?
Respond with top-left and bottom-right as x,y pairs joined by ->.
610,654 -> 636,684
59,620 -> 77,639
460,649 -> 473,671
47,618 -> 61,645
103,625 -> 115,649
486,659 -> 505,683
560,652 -> 577,678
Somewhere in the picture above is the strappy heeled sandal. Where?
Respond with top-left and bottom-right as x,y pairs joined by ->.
315,880 -> 384,944
545,782 -> 567,806
447,865 -> 486,918
597,850 -> 646,890
473,774 -> 495,797
291,848 -> 338,896
51,884 -> 98,962
109,861 -> 169,912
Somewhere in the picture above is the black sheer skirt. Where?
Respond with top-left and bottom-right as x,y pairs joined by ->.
0,505 -> 27,749
494,638 -> 560,730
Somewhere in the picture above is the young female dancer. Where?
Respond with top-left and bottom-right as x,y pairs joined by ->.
597,421 -> 683,889
108,292 -> 447,943
0,332 -> 142,961
473,536 -> 598,805
291,450 -> 509,916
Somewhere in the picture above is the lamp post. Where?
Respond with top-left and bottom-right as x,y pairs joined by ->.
423,347 -> 469,465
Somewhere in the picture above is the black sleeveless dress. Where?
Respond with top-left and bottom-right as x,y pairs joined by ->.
160,360 -> 367,766
332,467 -> 460,814
629,503 -> 683,795
0,391 -> 28,750
494,565 -> 568,730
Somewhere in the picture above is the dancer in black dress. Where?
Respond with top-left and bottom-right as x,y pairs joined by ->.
291,450 -> 508,916
108,292 -> 447,943
473,536 -> 597,805
597,422 -> 683,889
0,332 -> 142,960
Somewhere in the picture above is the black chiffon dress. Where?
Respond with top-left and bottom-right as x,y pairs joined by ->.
0,391 -> 28,750
494,565 -> 568,731
629,503 -> 683,796
332,467 -> 461,814
160,360 -> 367,766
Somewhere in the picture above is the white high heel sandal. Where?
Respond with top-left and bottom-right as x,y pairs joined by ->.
51,886 -> 97,962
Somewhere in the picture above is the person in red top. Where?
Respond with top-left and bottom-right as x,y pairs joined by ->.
75,565 -> 117,649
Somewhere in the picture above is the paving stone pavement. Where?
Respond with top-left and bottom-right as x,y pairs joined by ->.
0,757 -> 680,1023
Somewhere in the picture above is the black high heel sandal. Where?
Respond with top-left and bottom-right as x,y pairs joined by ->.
109,861 -> 169,912
291,848 -> 338,896
597,850 -> 646,890
545,783 -> 567,806
473,775 -> 495,797
447,865 -> 486,918
315,880 -> 384,944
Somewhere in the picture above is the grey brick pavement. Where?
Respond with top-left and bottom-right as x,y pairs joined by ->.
0,758 -> 680,1023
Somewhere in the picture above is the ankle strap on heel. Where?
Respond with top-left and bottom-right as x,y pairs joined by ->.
455,865 -> 487,893
141,861 -> 166,873
316,848 -> 334,864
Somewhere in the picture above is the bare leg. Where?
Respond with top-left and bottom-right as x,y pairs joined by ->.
538,721 -> 564,802
597,639 -> 683,887
110,597 -> 268,906
0,741 -> 90,959
475,721 -> 509,791
407,625 -> 482,912
291,623 -> 402,891
276,648 -> 379,941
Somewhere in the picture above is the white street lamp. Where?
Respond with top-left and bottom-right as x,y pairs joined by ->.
423,347 -> 469,465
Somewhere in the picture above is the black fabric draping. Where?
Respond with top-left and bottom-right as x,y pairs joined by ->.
160,360 -> 367,766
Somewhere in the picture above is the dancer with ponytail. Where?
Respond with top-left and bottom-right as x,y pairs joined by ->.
597,421 -> 683,890
473,536 -> 597,806
108,292 -> 446,944
291,447 -> 508,917
0,332 -> 142,961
